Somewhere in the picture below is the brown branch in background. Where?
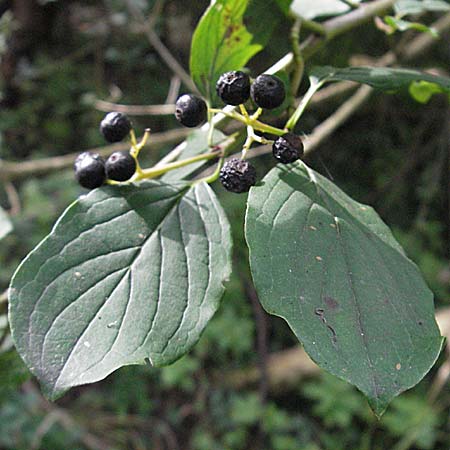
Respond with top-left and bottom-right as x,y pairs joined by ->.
4,180 -> 21,215
165,76 -> 181,105
123,0 -> 198,93
94,99 -> 175,116
0,128 -> 189,181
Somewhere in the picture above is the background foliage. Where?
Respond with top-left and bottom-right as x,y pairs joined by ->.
0,0 -> 449,449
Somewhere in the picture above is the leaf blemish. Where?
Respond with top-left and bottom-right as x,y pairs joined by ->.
315,307 -> 337,346
324,296 -> 339,310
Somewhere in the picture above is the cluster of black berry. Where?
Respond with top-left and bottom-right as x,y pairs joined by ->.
74,112 -> 137,189
172,70 -> 304,193
75,71 -> 304,194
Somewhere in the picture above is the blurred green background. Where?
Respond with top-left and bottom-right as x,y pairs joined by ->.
0,1 -> 449,449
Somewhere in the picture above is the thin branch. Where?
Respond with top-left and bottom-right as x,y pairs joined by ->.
0,128 -> 189,181
165,76 -> 181,104
4,181 -> 21,215
94,99 -> 175,116
124,0 -> 198,93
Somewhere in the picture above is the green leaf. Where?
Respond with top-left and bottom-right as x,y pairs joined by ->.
383,16 -> 439,37
9,180 -> 232,399
409,80 -> 447,103
395,0 -> 450,15
290,0 -> 361,20
162,127 -> 226,182
245,163 -> 443,416
311,65 -> 450,95
0,206 -> 12,240
190,0 -> 262,102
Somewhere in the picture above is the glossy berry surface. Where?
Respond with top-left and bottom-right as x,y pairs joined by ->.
216,70 -> 251,105
219,158 -> 257,193
74,152 -> 106,189
105,151 -> 136,182
100,112 -> 132,143
272,133 -> 304,164
250,74 -> 285,109
175,94 -> 207,127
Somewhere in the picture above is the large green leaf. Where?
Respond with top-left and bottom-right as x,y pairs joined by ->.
0,206 -> 12,240
9,181 -> 232,399
312,66 -> 450,93
245,163 -> 443,416
190,0 -> 262,102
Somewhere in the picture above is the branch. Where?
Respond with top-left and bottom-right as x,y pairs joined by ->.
94,99 -> 175,116
0,128 -> 189,181
124,0 -> 198,93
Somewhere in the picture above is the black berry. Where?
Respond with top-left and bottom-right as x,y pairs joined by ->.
219,158 -> 257,193
100,112 -> 132,143
74,152 -> 106,189
272,133 -> 304,164
175,94 -> 207,127
250,74 -> 285,109
216,70 -> 251,105
105,151 -> 136,182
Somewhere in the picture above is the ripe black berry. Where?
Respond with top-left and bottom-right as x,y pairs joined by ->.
74,152 -> 106,189
272,133 -> 304,164
216,70 -> 251,105
105,151 -> 136,182
100,112 -> 132,143
219,158 -> 257,193
175,94 -> 207,127
250,74 -> 285,109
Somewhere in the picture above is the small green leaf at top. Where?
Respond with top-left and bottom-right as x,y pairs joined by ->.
409,80 -> 448,103
190,0 -> 262,102
9,180 -> 232,399
245,162 -> 443,416
382,16 -> 439,37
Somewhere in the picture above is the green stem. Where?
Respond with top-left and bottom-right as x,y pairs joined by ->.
300,18 -> 327,35
133,151 -> 220,181
249,119 -> 286,136
290,18 -> 304,99
194,157 -> 225,185
209,107 -> 285,136
285,80 -> 325,131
